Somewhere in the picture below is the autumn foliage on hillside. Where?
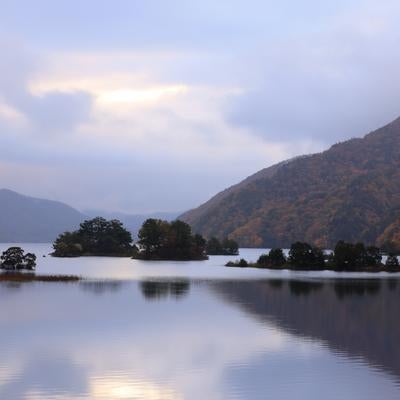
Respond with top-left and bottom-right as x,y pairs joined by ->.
181,117 -> 400,250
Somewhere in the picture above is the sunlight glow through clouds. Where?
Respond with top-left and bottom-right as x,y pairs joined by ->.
97,86 -> 188,105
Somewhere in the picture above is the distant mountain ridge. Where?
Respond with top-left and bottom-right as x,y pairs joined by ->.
0,189 -> 179,243
0,189 -> 85,243
180,116 -> 400,250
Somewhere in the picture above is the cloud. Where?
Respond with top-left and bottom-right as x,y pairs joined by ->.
0,42 -> 93,135
0,1 -> 400,213
225,1 -> 400,143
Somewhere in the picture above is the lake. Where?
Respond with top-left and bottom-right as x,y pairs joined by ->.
1,244 -> 400,400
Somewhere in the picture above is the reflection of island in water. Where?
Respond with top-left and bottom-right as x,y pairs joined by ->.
140,280 -> 190,300
211,278 -> 400,381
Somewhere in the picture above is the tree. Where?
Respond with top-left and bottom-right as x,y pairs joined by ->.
206,237 -> 223,255
333,241 -> 360,270
269,248 -> 287,267
52,217 -> 133,257
206,237 -> 239,255
53,232 -> 83,257
136,219 -> 207,260
138,219 -> 167,255
226,258 -> 248,267
78,217 -> 133,254
288,242 -> 325,270
1,247 -> 36,270
365,246 -> 382,267
192,234 -> 207,258
221,238 -> 239,255
257,248 -> 286,268
237,258 -> 248,267
333,241 -> 382,270
386,254 -> 400,271
23,253 -> 37,270
257,253 -> 270,267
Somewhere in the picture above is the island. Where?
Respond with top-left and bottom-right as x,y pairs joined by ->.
133,218 -> 208,260
226,241 -> 400,272
52,217 -> 135,257
53,217 -> 209,261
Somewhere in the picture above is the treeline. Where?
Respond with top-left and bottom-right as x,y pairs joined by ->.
135,219 -> 239,260
53,217 -> 238,260
226,241 -> 400,272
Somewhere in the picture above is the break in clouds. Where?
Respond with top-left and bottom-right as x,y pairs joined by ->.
0,0 -> 400,213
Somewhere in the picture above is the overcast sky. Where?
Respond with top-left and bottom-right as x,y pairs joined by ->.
0,0 -> 400,213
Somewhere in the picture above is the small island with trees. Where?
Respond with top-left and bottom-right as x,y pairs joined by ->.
52,217 -> 135,257
226,241 -> 400,272
0,246 -> 80,282
0,247 -> 37,270
134,219 -> 207,260
52,216 -> 239,261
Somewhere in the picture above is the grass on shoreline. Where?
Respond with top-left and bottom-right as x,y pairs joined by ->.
0,272 -> 81,282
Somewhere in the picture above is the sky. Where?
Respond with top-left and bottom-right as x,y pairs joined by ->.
0,0 -> 400,214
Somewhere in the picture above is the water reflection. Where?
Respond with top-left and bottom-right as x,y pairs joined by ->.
1,275 -> 400,399
80,280 -> 124,295
288,280 -> 324,296
334,279 -> 381,298
140,280 -> 190,300
0,356 -> 88,399
211,278 -> 400,383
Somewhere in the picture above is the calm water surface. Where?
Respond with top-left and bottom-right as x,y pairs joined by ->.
0,244 -> 399,400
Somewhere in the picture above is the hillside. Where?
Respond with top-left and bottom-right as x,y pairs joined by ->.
180,117 -> 400,249
0,189 -> 85,242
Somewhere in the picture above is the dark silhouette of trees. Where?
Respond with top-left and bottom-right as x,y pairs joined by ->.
138,219 -> 168,256
226,258 -> 248,268
333,241 -> 382,271
193,234 -> 207,257
257,248 -> 287,268
226,240 -> 393,271
1,247 -> 36,270
386,254 -> 400,272
52,217 -> 134,257
206,237 -> 239,255
222,238 -> 239,255
1,247 -> 24,269
136,219 -> 207,260
23,253 -> 37,270
52,232 -> 83,257
206,237 -> 222,255
78,217 -> 133,254
288,242 -> 325,270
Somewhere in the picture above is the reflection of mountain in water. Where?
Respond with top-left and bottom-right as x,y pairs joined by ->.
211,278 -> 400,380
140,280 -> 190,301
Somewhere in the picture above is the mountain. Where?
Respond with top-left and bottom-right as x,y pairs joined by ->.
0,189 -> 181,243
0,189 -> 85,243
180,116 -> 400,250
